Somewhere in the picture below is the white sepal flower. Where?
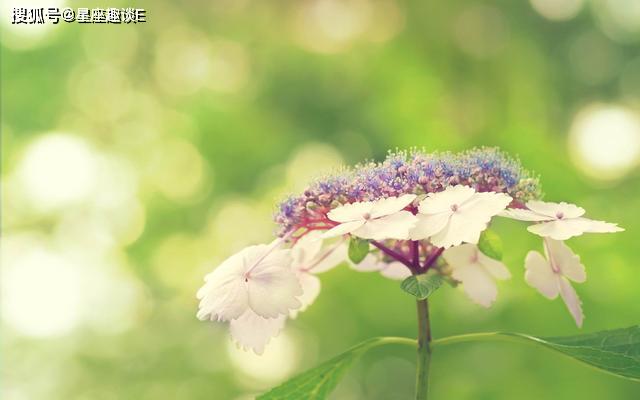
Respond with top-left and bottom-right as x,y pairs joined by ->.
410,186 -> 512,248
501,201 -> 623,241
289,232 -> 346,318
196,242 -> 302,321
524,239 -> 586,327
443,243 -> 511,307
322,194 -> 417,240
229,310 -> 286,355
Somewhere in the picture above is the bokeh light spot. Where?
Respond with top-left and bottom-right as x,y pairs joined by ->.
17,133 -> 98,212
529,0 -> 584,21
569,104 -> 640,180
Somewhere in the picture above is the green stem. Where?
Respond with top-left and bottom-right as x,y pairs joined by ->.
415,299 -> 431,400
431,332 -> 538,348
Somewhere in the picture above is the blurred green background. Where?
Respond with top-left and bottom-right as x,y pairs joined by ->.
2,0 -> 640,399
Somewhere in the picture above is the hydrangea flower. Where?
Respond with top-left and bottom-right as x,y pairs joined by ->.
410,185 -> 512,248
197,147 -> 623,354
196,242 -> 301,322
525,239 -> 586,327
443,244 -> 511,307
501,201 -> 623,240
322,194 -> 417,240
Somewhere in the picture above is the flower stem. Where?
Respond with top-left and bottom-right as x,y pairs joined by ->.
415,299 -> 432,400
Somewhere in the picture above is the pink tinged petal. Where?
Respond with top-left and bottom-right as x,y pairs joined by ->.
308,242 -> 347,274
524,251 -> 560,299
451,263 -> 499,308
442,243 -> 477,267
370,194 -> 416,218
321,220 -> 366,239
544,239 -> 586,283
477,252 -> 511,280
527,219 -> 593,240
291,232 -> 323,268
327,201 -> 375,223
349,252 -> 384,272
229,310 -> 286,355
418,185 -> 476,214
409,212 -> 450,240
247,250 -> 302,318
352,211 -> 417,240
582,219 -> 625,233
379,262 -> 412,280
499,208 -> 550,222
290,273 -> 321,319
558,277 -> 584,328
526,201 -> 585,219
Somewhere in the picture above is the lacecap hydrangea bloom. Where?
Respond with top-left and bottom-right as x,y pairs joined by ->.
197,148 -> 623,354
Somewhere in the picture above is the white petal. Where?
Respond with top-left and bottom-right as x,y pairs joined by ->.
442,243 -> 477,267
321,220 -> 366,239
247,249 -> 302,318
582,218 -> 624,234
290,273 -> 321,319
197,249 -> 251,321
349,252 -> 384,272
327,201 -> 374,223
418,185 -> 476,214
379,262 -> 412,280
499,208 -> 550,222
229,310 -> 286,355
451,263 -> 499,308
524,251 -> 559,299
197,275 -> 248,321
308,241 -> 347,274
527,201 -> 585,219
409,212 -> 450,240
543,239 -> 586,283
558,278 -> 584,328
527,219 -> 592,240
429,192 -> 511,248
352,211 -> 417,240
291,231 -> 324,268
370,194 -> 416,218
477,252 -> 511,280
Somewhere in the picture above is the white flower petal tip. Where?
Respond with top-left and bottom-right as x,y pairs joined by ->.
410,186 -> 512,248
196,244 -> 302,322
443,244 -> 510,308
229,310 -> 287,355
324,195 -> 418,241
501,201 -> 623,241
524,239 -> 586,327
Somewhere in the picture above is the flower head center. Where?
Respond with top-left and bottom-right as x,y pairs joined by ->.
450,204 -> 459,212
556,212 -> 564,220
362,212 -> 372,220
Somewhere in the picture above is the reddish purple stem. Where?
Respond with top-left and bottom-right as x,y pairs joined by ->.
370,240 -> 416,272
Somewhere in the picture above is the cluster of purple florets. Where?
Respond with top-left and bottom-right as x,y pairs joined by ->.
275,147 -> 542,236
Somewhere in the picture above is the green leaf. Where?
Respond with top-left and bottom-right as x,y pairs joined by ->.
477,229 -> 503,260
433,326 -> 640,381
257,337 -> 415,400
348,237 -> 369,264
401,272 -> 443,300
